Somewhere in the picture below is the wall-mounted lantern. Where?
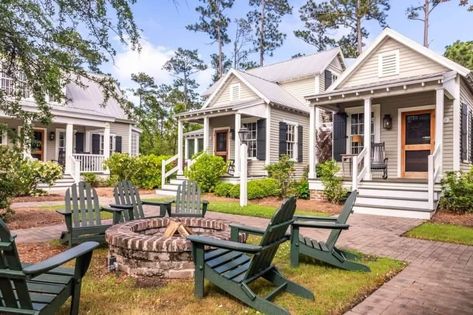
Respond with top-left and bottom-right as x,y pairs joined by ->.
383,114 -> 393,130
49,132 -> 55,141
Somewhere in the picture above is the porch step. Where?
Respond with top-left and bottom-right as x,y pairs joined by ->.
352,205 -> 433,219
38,174 -> 76,192
170,178 -> 185,185
155,189 -> 178,197
356,195 -> 432,210
357,187 -> 440,200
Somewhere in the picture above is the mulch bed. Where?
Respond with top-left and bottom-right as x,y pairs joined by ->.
6,209 -> 63,230
17,242 -> 66,264
432,210 -> 473,227
12,194 -> 64,203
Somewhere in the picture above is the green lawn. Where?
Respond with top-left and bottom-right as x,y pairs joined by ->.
39,204 -> 113,220
405,222 -> 473,246
57,238 -> 404,315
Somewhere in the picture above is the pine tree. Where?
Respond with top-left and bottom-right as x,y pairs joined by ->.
444,40 -> 473,70
231,18 -> 255,69
210,53 -> 232,82
187,0 -> 234,80
295,0 -> 390,58
247,0 -> 292,66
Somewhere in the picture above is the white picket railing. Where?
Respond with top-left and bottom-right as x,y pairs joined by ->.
70,155 -> 81,183
161,154 -> 179,188
428,143 -> 442,210
72,154 -> 105,173
351,148 -> 368,191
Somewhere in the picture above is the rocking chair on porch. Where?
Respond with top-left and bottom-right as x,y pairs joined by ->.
371,142 -> 388,179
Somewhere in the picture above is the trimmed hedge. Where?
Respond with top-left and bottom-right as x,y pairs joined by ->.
214,178 -> 280,200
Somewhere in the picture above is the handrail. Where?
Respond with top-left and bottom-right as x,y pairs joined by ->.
352,148 -> 367,191
70,156 -> 81,183
428,143 -> 442,210
162,154 -> 178,188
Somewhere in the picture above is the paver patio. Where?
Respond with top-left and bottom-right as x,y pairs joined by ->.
10,201 -> 473,314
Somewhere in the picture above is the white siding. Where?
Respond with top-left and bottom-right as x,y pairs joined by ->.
110,122 -> 131,153
280,77 -> 316,104
209,75 -> 259,107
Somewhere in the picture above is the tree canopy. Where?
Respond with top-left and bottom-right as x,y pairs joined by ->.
444,40 -> 473,70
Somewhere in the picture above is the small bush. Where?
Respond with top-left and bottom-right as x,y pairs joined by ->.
318,160 -> 347,204
103,153 -> 139,181
214,178 -> 280,199
134,154 -> 169,189
214,182 -> 236,198
16,159 -> 63,196
185,153 -> 227,192
439,168 -> 473,213
83,172 -> 99,187
295,179 -> 310,199
265,155 -> 295,198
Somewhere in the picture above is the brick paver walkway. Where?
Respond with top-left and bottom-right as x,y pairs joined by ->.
11,202 -> 473,314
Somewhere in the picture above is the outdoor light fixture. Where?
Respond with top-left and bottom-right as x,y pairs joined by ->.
238,127 -> 250,143
49,132 -> 55,141
383,114 -> 392,130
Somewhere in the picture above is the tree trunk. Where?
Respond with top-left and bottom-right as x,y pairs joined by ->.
423,0 -> 429,47
259,0 -> 266,66
217,26 -> 223,79
356,0 -> 362,56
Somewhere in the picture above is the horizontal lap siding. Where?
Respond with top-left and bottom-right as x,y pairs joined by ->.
210,76 -> 259,107
110,123 -> 131,154
280,77 -> 315,104
340,38 -> 447,89
460,80 -> 473,171
270,108 -> 310,178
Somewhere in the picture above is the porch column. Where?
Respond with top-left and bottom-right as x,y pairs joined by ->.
184,137 -> 189,162
363,98 -> 372,180
234,113 -> 241,177
103,123 -> 110,174
308,106 -> 319,179
177,119 -> 184,176
265,104 -> 271,166
194,138 -> 199,155
64,123 -> 74,174
436,88 -> 444,175
203,116 -> 210,153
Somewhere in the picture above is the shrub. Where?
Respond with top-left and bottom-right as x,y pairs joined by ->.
103,153 -> 139,181
83,172 -> 99,187
265,155 -> 295,198
184,153 -> 227,192
318,160 -> 347,204
133,154 -> 169,189
214,178 -> 280,199
295,179 -> 310,199
15,159 -> 62,196
214,182 -> 236,198
439,168 -> 473,213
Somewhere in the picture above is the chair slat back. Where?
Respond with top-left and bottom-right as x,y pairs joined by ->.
244,197 -> 297,280
175,180 -> 202,215
326,190 -> 357,249
65,182 -> 101,228
113,180 -> 145,220
371,142 -> 386,164
0,219 -> 32,310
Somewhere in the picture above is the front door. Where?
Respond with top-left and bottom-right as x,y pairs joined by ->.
31,129 -> 45,161
401,110 -> 435,178
214,129 -> 229,161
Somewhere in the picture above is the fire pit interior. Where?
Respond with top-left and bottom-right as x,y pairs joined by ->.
105,217 -> 247,279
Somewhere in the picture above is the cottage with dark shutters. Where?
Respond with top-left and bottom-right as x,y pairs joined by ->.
0,75 -> 140,189
158,49 -> 345,194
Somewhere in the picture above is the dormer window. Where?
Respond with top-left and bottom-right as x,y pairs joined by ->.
378,49 -> 400,77
230,83 -> 240,101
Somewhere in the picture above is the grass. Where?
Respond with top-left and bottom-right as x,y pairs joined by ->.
39,204 -> 113,220
405,222 -> 473,246
57,237 -> 404,315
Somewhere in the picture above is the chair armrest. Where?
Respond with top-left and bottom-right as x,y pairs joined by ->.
230,223 -> 265,236
142,200 -> 174,206
293,221 -> 350,230
108,203 -> 134,210
56,210 -> 71,216
188,236 -> 262,253
293,215 -> 337,222
202,200 -> 209,205
23,242 -> 99,277
100,206 -> 126,213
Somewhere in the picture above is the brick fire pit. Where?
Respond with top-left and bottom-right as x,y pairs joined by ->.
105,217 -> 246,279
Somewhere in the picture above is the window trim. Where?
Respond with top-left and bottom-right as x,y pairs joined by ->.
345,104 -> 381,155
131,132 -> 139,156
92,132 -> 117,155
283,120 -> 299,161
230,83 -> 241,101
242,118 -> 258,160
377,49 -> 400,78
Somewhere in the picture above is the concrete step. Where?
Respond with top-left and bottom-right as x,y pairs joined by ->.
356,195 -> 431,209
357,187 -> 440,200
359,182 -> 441,191
162,184 -> 179,191
353,205 -> 433,219
155,189 -> 177,197
170,178 -> 185,185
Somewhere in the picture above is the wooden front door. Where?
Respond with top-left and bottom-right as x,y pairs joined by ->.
401,110 -> 435,178
31,129 -> 45,161
214,129 -> 229,161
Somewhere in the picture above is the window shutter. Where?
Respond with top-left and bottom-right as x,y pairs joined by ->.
333,113 -> 347,162
279,122 -> 287,157
256,119 -> 266,161
324,70 -> 333,90
92,134 -> 100,154
115,136 -> 122,153
297,125 -> 303,163
461,103 -> 468,161
74,132 -> 84,153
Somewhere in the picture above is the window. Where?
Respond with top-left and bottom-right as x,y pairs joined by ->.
243,122 -> 257,158
378,50 -> 399,77
286,124 -> 297,159
131,132 -> 139,156
97,134 -> 116,155
230,83 -> 240,101
0,66 -> 30,98
186,138 -> 195,159
349,112 -> 375,154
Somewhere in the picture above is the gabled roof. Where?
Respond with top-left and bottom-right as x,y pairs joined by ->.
328,28 -> 471,92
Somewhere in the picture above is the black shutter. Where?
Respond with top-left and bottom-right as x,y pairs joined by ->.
461,103 -> 468,161
74,132 -> 84,153
333,112 -> 347,162
256,119 -> 266,161
279,121 -> 288,157
324,70 -> 333,90
92,134 -> 100,154
115,136 -> 122,153
297,125 -> 303,162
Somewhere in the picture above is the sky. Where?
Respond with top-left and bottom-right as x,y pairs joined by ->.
104,0 -> 473,97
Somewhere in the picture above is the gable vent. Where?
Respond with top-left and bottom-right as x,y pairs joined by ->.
230,83 -> 240,101
378,50 -> 399,77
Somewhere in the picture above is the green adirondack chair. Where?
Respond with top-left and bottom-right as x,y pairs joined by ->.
165,180 -> 208,217
290,191 -> 370,272
188,197 -> 314,315
112,180 -> 167,221
58,181 -> 133,247
0,219 -> 98,314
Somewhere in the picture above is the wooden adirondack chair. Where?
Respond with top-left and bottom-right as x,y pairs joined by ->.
112,180 -> 168,221
290,191 -> 370,272
371,142 -> 388,179
0,219 -> 98,314
58,181 -> 133,247
188,197 -> 314,315
166,180 -> 208,217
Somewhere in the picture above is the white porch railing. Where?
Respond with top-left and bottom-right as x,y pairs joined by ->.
185,152 -> 204,169
352,148 -> 368,191
72,154 -> 105,173
161,154 -> 179,188
428,143 -> 442,210
70,155 -> 81,183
